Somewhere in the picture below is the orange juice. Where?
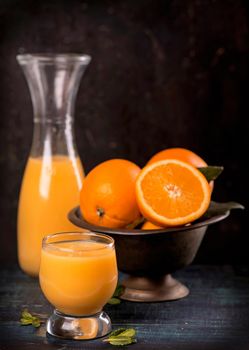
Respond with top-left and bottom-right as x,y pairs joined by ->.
17,156 -> 84,276
39,239 -> 118,315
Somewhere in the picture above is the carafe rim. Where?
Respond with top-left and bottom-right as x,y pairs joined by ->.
16,53 -> 91,65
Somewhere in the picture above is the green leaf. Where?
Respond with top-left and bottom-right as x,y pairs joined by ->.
32,318 -> 41,328
197,166 -> 224,182
20,309 -> 41,328
20,318 -> 32,326
21,310 -> 33,320
108,298 -> 121,305
126,216 -> 144,229
108,283 -> 124,305
107,337 -> 137,346
103,328 -> 137,346
118,329 -> 136,338
108,328 -> 127,337
113,284 -> 124,298
203,201 -> 245,218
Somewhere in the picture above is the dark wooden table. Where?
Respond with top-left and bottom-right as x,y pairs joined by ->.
1,265 -> 249,350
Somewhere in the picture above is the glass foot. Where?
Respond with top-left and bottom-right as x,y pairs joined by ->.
47,309 -> 112,340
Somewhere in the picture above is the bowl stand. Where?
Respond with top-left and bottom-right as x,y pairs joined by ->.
120,274 -> 189,302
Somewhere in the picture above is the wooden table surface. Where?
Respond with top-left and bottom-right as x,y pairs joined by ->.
0,265 -> 249,350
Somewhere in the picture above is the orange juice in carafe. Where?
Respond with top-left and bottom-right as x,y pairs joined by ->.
18,156 -> 84,276
17,53 -> 91,276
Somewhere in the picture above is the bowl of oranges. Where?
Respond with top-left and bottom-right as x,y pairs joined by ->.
69,148 -> 243,302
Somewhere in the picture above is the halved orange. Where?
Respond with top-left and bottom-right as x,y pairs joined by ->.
147,147 -> 214,192
136,159 -> 211,227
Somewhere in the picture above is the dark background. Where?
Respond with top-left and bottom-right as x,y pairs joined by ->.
0,0 -> 248,266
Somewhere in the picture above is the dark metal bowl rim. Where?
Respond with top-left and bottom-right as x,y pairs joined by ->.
68,206 -> 230,236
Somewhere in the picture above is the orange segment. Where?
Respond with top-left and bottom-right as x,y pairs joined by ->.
136,159 -> 211,227
141,221 -> 164,230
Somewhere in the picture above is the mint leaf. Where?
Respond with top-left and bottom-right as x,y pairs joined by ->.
20,318 -> 32,326
108,298 -> 121,305
21,310 -> 33,320
32,317 -> 41,328
118,329 -> 136,338
108,283 -> 124,305
103,328 -> 137,346
20,309 -> 41,328
113,284 -> 124,298
108,328 -> 127,337
107,337 -> 137,346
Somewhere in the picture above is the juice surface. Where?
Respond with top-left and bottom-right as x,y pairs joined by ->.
18,156 -> 84,276
39,241 -> 118,316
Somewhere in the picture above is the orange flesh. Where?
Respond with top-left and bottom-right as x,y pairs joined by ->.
141,164 -> 205,219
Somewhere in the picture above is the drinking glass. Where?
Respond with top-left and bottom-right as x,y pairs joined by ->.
39,232 -> 118,340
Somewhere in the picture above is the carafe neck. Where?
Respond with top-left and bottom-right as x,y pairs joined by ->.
31,120 -> 77,158
17,54 -> 91,157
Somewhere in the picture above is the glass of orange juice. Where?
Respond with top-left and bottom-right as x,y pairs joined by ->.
39,231 -> 118,340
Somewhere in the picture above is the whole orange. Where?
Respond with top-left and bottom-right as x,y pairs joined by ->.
147,147 -> 208,167
80,159 -> 141,228
147,147 -> 213,191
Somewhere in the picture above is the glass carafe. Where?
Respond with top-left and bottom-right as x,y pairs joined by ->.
17,54 -> 91,276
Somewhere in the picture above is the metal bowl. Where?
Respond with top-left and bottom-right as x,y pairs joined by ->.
68,203 -> 230,302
